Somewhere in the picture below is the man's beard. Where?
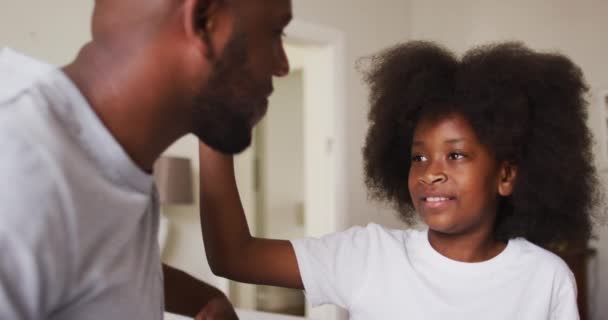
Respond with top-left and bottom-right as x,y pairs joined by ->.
192,32 -> 270,155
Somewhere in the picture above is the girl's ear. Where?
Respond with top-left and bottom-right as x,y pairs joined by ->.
498,162 -> 518,197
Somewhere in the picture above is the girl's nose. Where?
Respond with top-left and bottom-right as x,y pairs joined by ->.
419,172 -> 447,185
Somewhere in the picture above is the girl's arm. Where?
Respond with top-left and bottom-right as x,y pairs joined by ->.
198,142 -> 303,289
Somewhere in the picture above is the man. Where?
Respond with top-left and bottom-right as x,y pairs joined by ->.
0,0 -> 291,319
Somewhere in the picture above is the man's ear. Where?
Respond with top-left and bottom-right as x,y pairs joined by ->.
183,0 -> 220,58
498,161 -> 518,197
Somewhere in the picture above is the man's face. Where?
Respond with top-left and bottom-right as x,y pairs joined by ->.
192,0 -> 292,154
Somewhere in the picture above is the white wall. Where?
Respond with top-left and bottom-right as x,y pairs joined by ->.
407,1 -> 608,318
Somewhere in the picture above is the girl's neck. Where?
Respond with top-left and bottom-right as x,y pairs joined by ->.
427,228 -> 507,263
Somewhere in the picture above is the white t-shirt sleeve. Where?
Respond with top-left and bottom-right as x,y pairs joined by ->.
0,132 -> 71,319
290,224 -> 385,309
550,267 -> 579,320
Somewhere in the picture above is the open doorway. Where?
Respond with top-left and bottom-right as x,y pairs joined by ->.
231,21 -> 347,320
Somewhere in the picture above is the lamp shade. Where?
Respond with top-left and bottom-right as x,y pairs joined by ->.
153,156 -> 194,205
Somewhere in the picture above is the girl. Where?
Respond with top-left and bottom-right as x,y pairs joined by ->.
198,41 -> 601,319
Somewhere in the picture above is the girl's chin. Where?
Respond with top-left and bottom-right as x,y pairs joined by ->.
421,218 -> 462,235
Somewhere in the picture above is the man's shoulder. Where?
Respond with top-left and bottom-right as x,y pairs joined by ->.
0,83 -> 72,229
0,48 -> 54,105
0,50 -> 79,174
0,48 -> 62,149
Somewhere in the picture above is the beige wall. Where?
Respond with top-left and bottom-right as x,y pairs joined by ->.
408,1 -> 608,318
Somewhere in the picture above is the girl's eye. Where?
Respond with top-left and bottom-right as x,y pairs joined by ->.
448,153 -> 466,160
412,154 -> 427,162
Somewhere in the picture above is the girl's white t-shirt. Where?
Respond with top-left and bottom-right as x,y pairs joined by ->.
291,224 -> 578,320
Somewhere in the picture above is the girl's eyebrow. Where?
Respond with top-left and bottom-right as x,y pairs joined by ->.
445,138 -> 466,144
412,138 -> 467,146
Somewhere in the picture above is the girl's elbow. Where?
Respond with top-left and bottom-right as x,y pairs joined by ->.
207,255 -> 242,280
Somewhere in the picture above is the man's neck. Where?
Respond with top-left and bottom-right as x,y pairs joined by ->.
62,42 -> 190,172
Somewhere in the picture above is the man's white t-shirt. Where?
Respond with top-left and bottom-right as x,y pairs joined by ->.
0,49 -> 164,319
291,224 -> 578,320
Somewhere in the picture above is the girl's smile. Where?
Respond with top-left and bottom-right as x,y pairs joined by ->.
420,195 -> 456,209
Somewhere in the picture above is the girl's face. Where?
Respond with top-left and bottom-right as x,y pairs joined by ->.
408,113 -> 517,237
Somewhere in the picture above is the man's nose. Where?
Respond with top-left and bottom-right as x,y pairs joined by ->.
273,44 -> 290,77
